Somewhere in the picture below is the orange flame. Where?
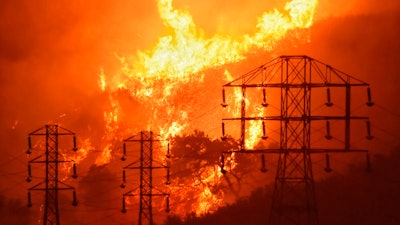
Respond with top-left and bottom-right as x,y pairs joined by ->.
247,111 -> 264,149
193,165 -> 224,215
96,0 -> 319,215
98,68 -> 106,92
113,0 -> 318,88
223,70 -> 265,149
72,138 -> 93,164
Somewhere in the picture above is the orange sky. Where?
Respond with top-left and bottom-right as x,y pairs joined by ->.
0,0 -> 399,224
0,0 -> 398,130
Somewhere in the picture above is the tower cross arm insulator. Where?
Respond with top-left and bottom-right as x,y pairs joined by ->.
220,55 -> 374,225
221,89 -> 228,107
366,87 -> 374,107
121,131 -> 172,224
26,124 -> 79,223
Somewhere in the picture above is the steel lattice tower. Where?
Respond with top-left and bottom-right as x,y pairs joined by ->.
220,55 -> 374,225
26,124 -> 79,225
121,131 -> 171,225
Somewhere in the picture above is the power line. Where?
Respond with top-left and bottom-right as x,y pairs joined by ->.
120,131 -> 171,225
219,55 -> 374,225
26,124 -> 79,225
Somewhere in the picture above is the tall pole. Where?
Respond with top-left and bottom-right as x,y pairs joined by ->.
269,57 -> 317,225
240,86 -> 246,150
26,124 -> 79,225
220,55 -> 374,225
44,125 -> 60,225
121,131 -> 170,225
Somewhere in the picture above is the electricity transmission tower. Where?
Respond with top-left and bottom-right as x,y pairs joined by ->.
121,131 -> 171,225
220,55 -> 374,225
26,124 -> 79,225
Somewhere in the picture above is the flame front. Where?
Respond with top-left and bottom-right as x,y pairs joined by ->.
115,0 -> 318,88
95,0 -> 318,217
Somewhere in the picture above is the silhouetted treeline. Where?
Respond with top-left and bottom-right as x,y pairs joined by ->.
163,148 -> 400,225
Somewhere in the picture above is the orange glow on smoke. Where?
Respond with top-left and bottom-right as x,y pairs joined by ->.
95,94 -> 120,166
193,165 -> 224,215
95,0 -> 318,216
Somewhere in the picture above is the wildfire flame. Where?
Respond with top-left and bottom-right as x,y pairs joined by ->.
223,70 -> 265,149
112,0 -> 317,88
94,0 -> 318,217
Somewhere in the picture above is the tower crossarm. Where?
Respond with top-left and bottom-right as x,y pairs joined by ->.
26,124 -> 79,225
219,55 -> 374,225
120,131 -> 171,225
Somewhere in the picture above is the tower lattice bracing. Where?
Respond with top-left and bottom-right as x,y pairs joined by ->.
220,55 -> 374,225
121,131 -> 171,225
26,124 -> 79,225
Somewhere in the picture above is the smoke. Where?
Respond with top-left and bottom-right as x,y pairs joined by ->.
0,0 -> 162,125
172,0 -> 285,35
0,1 -> 164,224
163,147 -> 400,225
0,0 -> 399,224
0,0 -> 398,128
293,7 -> 400,153
0,194 -> 32,224
316,0 -> 400,18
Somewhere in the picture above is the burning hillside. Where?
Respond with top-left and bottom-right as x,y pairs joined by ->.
0,0 -> 399,225
87,0 -> 319,218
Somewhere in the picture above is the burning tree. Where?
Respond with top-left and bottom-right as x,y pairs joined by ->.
169,130 -> 270,216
